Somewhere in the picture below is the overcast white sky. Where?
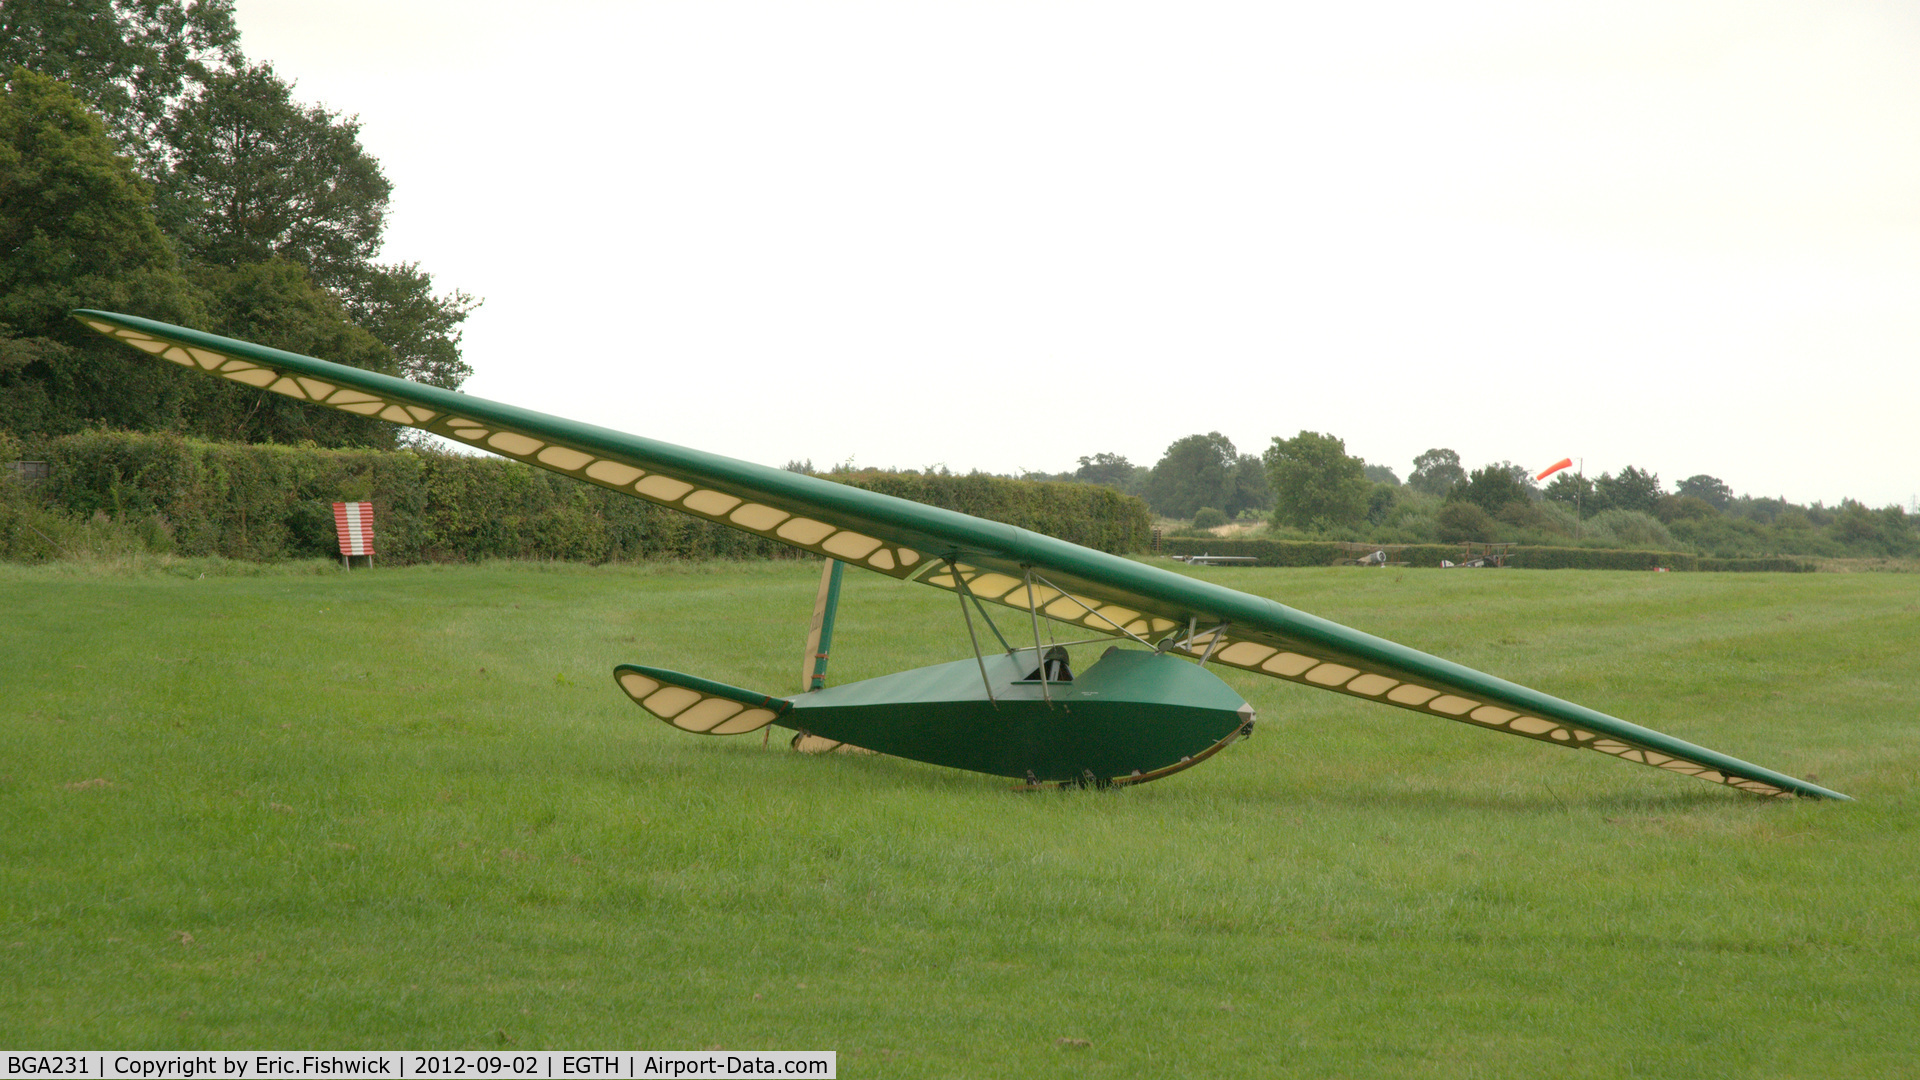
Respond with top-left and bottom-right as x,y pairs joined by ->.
230,1 -> 1919,507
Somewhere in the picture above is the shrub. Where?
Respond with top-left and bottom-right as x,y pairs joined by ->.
1459,464 -> 1530,514
1496,499 -> 1569,537
1366,483 -> 1397,525
1655,494 -> 1718,523
1192,507 -> 1228,530
10,433 -> 1152,564
1158,536 -> 1812,572
833,470 -> 1149,553
1436,501 -> 1498,543
1584,509 -> 1675,550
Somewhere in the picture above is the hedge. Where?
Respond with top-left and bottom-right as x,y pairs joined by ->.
830,469 -> 1149,555
1158,536 -> 1813,573
3,431 -> 1150,564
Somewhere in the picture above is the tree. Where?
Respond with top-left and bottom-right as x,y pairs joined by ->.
157,62 -> 389,285
1655,494 -> 1717,523
7,10 -> 482,429
1543,471 -> 1593,517
1593,466 -> 1662,515
1363,463 -> 1400,486
1456,464 -> 1529,515
1497,498 -> 1564,535
1229,453 -> 1273,516
1436,500 -> 1497,543
154,63 -> 478,393
1500,461 -> 1539,494
1676,474 -> 1733,509
1145,433 -> 1239,519
1408,447 -> 1466,496
1366,483 -> 1397,525
1873,504 -> 1918,555
1829,500 -> 1878,547
340,261 -> 479,389
0,70 -> 407,446
5,3 -> 482,422
0,68 -> 206,435
0,0 -> 242,165
1074,452 -> 1137,489
1264,430 -> 1369,531
188,258 -> 398,446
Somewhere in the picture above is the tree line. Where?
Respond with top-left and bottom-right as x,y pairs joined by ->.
1,0 -> 476,448
4,7 -> 1910,564
1042,435 -> 1918,560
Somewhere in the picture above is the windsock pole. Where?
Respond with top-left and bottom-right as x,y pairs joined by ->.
1536,457 -> 1582,536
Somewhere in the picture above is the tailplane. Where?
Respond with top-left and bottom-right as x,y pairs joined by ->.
613,664 -> 791,735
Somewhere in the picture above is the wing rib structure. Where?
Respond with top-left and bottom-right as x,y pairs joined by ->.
75,310 -> 1848,801
613,665 -> 789,735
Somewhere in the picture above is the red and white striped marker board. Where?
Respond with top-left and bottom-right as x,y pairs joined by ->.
332,501 -> 375,557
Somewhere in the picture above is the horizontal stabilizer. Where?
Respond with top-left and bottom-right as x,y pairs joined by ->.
614,664 -> 791,735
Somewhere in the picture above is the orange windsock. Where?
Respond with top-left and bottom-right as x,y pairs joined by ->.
1536,458 -> 1573,481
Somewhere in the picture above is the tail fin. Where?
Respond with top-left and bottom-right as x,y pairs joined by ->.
613,665 -> 792,735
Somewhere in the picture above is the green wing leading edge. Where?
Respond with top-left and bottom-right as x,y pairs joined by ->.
75,310 -> 1849,800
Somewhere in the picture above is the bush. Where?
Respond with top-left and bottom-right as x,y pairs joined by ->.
833,470 -> 1149,554
1374,512 -> 1437,544
1655,494 -> 1718,523
1436,501 -> 1498,543
1496,499 -> 1569,538
1192,507 -> 1228,530
1460,464 -> 1530,514
1158,536 -> 1812,572
1365,483 -> 1397,525
9,433 -> 1152,564
1,442 -> 186,563
1583,509 -> 1675,550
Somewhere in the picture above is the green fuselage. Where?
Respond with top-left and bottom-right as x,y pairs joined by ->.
785,648 -> 1253,782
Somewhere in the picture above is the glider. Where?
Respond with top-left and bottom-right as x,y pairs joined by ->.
75,310 -> 1847,799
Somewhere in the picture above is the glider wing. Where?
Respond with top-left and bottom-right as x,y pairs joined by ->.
75,310 -> 1847,800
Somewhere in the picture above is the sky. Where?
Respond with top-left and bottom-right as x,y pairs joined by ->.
228,1 -> 1920,508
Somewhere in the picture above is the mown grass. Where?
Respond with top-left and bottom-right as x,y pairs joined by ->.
2,558 -> 1916,1077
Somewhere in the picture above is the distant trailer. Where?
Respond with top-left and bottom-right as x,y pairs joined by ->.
1173,554 -> 1260,566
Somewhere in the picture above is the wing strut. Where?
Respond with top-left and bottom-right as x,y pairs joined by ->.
1163,620 -> 1231,660
1159,618 -> 1195,654
1197,623 -> 1230,666
1026,570 -> 1156,647
1022,567 -> 1053,707
969,591 -> 1014,653
948,558 -> 998,708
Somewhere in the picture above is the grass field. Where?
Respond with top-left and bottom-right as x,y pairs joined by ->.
2,557 -> 1916,1076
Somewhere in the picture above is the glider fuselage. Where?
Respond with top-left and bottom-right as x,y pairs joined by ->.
784,648 -> 1255,783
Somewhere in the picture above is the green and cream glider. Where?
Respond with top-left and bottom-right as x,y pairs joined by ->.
76,309 -> 1848,799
